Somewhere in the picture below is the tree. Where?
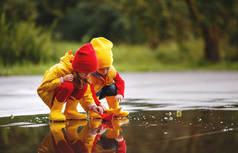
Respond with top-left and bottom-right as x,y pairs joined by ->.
35,0 -> 77,26
120,0 -> 191,49
56,0 -> 129,43
185,0 -> 220,62
0,0 -> 37,23
185,0 -> 238,62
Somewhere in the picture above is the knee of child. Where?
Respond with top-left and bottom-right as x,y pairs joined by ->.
60,81 -> 74,93
106,84 -> 117,95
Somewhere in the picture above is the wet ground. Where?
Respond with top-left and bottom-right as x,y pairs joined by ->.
0,72 -> 238,153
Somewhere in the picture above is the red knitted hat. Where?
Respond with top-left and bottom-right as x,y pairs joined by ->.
72,43 -> 98,73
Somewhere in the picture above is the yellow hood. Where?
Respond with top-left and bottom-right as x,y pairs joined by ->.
60,50 -> 74,70
90,37 -> 113,69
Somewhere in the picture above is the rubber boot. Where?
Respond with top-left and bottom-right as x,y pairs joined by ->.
49,98 -> 66,121
66,120 -> 88,142
66,121 -> 88,152
88,111 -> 102,119
106,118 -> 129,139
64,98 -> 87,120
78,98 -> 102,119
106,96 -> 129,117
66,119 -> 98,153
106,107 -> 122,115
49,122 -> 75,153
89,119 -> 102,129
49,122 -> 66,143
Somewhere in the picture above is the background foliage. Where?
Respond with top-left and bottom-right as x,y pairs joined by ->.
0,0 -> 238,74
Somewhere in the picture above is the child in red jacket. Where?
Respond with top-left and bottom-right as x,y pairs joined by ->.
89,37 -> 129,117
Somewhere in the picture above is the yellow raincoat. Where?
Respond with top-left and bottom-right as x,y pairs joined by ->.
37,51 -> 94,109
89,65 -> 117,93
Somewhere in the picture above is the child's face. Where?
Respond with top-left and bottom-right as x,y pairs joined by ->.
77,72 -> 89,80
97,67 -> 110,76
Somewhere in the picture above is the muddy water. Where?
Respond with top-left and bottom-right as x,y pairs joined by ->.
1,109 -> 238,153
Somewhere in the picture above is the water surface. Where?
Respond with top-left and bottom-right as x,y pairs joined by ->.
0,72 -> 238,152
1,109 -> 238,153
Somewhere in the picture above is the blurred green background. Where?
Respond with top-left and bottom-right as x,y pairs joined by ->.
0,0 -> 238,75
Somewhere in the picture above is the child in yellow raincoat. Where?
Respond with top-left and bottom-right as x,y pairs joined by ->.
37,43 -> 103,121
89,37 -> 129,117
38,119 -> 128,153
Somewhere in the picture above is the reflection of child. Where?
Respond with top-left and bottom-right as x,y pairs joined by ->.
90,37 -> 129,117
38,119 -> 128,153
66,119 -> 103,153
96,136 -> 126,153
38,121 -> 88,153
38,122 -> 71,153
37,44 -> 103,121
65,118 -> 128,153
94,118 -> 128,153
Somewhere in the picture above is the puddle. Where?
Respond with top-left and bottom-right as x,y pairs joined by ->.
0,73 -> 238,152
1,110 -> 238,153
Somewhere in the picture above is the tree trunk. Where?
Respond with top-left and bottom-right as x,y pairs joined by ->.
201,25 -> 220,61
185,0 -> 220,62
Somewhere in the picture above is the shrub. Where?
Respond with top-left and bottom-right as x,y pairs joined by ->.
0,13 -> 55,66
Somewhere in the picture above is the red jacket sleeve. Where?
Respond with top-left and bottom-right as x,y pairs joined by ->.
90,84 -> 101,106
117,139 -> 126,153
114,72 -> 125,97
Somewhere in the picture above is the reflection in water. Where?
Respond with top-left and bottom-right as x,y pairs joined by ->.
1,110 -> 238,153
38,118 -> 129,153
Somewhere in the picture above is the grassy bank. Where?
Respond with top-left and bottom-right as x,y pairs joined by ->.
1,40 -> 238,76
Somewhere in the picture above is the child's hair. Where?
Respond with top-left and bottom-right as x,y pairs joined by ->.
72,71 -> 91,89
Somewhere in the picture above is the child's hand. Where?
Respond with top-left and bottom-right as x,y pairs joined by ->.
99,104 -> 107,112
63,74 -> 74,82
91,105 -> 104,114
97,127 -> 107,135
115,94 -> 123,102
97,106 -> 104,114
115,135 -> 124,142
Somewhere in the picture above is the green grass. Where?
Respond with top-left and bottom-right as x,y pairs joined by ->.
113,40 -> 238,71
0,63 -> 54,75
0,40 -> 238,76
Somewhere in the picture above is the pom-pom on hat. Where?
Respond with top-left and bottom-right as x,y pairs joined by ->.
90,37 -> 113,69
72,43 -> 98,73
